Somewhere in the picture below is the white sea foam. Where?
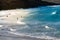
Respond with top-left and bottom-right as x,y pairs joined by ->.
48,5 -> 60,7
51,11 -> 56,15
17,21 -> 26,25
9,28 -> 16,32
8,32 -> 60,40
0,6 -> 60,40
45,25 -> 50,29
0,9 -> 31,24
0,25 -> 3,28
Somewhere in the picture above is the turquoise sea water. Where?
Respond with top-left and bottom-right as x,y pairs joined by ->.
0,5 -> 60,40
18,5 -> 60,39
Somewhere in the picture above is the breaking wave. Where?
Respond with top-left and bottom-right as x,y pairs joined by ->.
0,5 -> 60,40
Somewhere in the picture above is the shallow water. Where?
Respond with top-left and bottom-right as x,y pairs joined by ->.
0,5 -> 60,40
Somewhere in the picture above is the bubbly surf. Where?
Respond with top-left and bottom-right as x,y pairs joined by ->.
0,5 -> 60,40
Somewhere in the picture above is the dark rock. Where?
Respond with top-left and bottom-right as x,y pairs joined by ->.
0,0 -> 59,10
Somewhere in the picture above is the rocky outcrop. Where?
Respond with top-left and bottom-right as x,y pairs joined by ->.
42,0 -> 60,3
0,0 -> 59,10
